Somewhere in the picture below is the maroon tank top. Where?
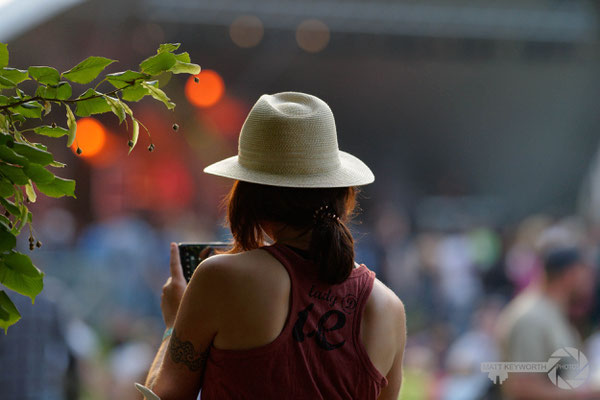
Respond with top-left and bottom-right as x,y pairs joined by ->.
200,242 -> 388,399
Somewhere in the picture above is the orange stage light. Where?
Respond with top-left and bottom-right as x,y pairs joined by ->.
71,117 -> 106,157
185,70 -> 225,108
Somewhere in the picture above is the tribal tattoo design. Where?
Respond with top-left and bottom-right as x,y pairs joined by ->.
168,329 -> 210,372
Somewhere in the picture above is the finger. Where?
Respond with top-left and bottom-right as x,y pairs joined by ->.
169,242 -> 185,281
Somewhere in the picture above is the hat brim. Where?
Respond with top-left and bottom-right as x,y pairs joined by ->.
203,151 -> 374,188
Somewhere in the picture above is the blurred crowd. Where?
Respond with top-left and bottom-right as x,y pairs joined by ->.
1,199 -> 600,400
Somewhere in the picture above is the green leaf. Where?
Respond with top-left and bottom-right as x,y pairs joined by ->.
158,43 -> 181,53
0,75 -> 15,88
56,81 -> 72,100
0,291 -> 21,334
0,252 -> 44,303
75,88 -> 111,117
0,214 -> 10,229
141,82 -> 175,109
0,144 -> 29,166
35,176 -> 75,198
0,43 -> 8,68
106,70 -> 148,89
34,125 -> 68,138
140,52 -> 176,76
25,180 -> 36,203
0,178 -> 14,197
35,85 -> 54,99
36,81 -> 73,101
32,143 -> 47,151
24,163 -> 55,184
0,223 -> 16,252
0,164 -> 28,185
129,119 -> 139,155
65,104 -> 76,147
62,56 -> 116,84
0,68 -> 29,85
35,82 -> 70,100
104,95 -> 125,123
28,66 -> 60,85
49,160 -> 66,168
11,101 -> 42,119
15,88 -> 26,99
0,198 -> 19,215
169,61 -> 201,75
174,52 -> 191,63
121,81 -> 152,102
12,142 -> 53,166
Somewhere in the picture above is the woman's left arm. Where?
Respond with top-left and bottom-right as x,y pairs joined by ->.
144,243 -> 221,400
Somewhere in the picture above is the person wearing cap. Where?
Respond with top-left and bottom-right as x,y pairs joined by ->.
140,92 -> 406,399
495,246 -> 600,399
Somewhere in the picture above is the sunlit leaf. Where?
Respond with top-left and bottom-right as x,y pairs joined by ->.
24,180 -> 36,203
140,52 -> 176,76
66,104 -> 76,147
34,125 -> 68,138
104,95 -> 125,123
0,252 -> 44,303
62,56 -> 116,84
56,82 -> 72,100
0,75 -> 15,88
35,176 -> 76,198
75,88 -> 111,117
129,119 -> 139,155
158,43 -> 181,53
10,102 -> 42,119
49,160 -> 66,168
0,68 -> 29,85
106,70 -> 148,89
28,66 -> 60,86
24,163 -> 55,184
174,52 -> 191,63
121,81 -> 152,102
12,142 -> 53,166
169,61 -> 200,75
141,82 -> 175,109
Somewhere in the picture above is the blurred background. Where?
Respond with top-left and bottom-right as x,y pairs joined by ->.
1,0 -> 600,399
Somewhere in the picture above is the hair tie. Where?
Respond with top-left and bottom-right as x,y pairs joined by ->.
313,204 -> 340,225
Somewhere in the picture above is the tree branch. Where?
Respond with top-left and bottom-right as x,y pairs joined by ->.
0,82 -> 134,111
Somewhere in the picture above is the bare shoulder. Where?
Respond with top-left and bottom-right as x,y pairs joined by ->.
368,278 -> 406,325
188,248 -> 290,322
192,248 -> 289,287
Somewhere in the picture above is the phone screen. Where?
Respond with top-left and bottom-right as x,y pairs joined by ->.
178,242 -> 230,282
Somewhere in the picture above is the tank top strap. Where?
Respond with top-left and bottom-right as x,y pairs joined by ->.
260,242 -> 319,282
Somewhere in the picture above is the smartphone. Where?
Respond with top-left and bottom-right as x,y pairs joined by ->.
178,242 -> 230,283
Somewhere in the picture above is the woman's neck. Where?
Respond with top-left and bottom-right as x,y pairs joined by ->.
262,221 -> 312,251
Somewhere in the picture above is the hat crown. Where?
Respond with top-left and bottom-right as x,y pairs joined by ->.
238,92 -> 341,175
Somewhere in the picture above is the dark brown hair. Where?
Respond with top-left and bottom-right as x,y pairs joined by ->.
222,180 -> 359,284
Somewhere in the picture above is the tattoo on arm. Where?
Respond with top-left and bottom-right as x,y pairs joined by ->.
168,329 -> 210,372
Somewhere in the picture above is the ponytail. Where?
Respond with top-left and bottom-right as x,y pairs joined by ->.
309,205 -> 355,284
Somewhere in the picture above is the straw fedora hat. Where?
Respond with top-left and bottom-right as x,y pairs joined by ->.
203,92 -> 374,188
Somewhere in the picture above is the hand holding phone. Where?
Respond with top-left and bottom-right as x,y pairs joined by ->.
177,242 -> 230,282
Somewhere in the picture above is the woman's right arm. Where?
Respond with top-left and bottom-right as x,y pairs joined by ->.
377,293 -> 407,400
